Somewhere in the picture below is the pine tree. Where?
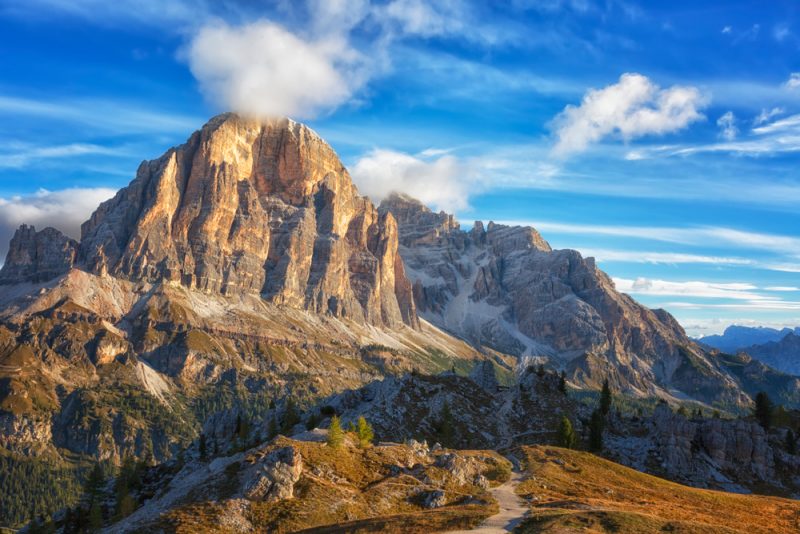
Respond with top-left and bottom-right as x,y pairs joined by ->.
268,414 -> 279,439
556,415 -> 577,449
786,429 -> 797,455
589,409 -> 604,452
114,456 -> 140,520
754,391 -> 773,431
327,415 -> 345,449
438,401 -> 456,447
558,371 -> 567,394
282,398 -> 300,433
238,416 -> 251,443
88,502 -> 103,531
199,433 -> 207,460
84,462 -> 105,506
355,416 -> 374,449
600,379 -> 612,416
677,405 -> 688,417
234,414 -> 242,438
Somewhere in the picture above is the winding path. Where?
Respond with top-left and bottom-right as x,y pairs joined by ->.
447,456 -> 528,533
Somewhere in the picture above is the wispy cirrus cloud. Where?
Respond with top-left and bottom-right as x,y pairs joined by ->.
613,277 -> 772,301
579,248 -> 753,266
0,95 -> 202,134
0,142 -> 122,169
501,219 -> 800,254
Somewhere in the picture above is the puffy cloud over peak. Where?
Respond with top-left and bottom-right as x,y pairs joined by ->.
550,73 -> 707,156
187,20 -> 369,120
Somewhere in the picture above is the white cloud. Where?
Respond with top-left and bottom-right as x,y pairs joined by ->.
579,248 -> 753,266
379,0 -> 467,37
0,143 -> 121,169
753,107 -> 783,125
550,73 -> 707,155
716,111 -> 738,140
350,149 -> 474,212
774,25 -> 791,42
785,72 -> 800,89
0,188 -> 116,261
765,286 -> 800,291
666,301 -> 800,311
721,25 -> 732,34
613,277 -> 773,301
0,95 -> 202,134
497,219 -> 800,258
186,20 -> 369,120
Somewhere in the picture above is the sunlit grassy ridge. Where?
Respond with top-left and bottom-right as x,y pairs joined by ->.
516,445 -> 800,533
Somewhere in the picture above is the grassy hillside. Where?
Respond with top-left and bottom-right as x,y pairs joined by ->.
516,445 -> 800,533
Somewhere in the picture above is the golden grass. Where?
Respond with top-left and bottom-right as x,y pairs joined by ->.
160,437 -> 502,533
516,445 -> 800,534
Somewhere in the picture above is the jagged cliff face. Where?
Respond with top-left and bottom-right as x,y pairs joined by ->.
379,193 -> 747,405
76,114 -> 416,328
0,116 -> 503,470
0,225 -> 77,285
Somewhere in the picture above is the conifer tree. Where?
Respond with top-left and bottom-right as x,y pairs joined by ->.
199,433 -> 207,460
84,462 -> 105,506
327,415 -> 345,449
438,401 -> 456,447
600,379 -> 612,416
283,398 -> 300,433
589,409 -> 604,452
558,371 -> 567,394
88,502 -> 103,531
268,414 -> 279,439
355,416 -> 374,448
557,415 -> 577,449
754,391 -> 773,430
786,429 -> 797,455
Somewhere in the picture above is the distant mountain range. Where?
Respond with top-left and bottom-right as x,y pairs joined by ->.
699,325 -> 800,354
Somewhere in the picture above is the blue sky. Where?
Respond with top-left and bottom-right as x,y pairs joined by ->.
0,0 -> 799,336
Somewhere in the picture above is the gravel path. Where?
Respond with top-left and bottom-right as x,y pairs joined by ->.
447,457 -> 528,533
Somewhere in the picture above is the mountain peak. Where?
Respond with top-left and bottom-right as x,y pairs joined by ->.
1,114 -> 417,328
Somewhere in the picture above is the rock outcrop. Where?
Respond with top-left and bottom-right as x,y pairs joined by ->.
72,114 -> 417,328
469,360 -> 499,393
379,193 -> 746,406
242,446 -> 303,502
0,225 -> 77,285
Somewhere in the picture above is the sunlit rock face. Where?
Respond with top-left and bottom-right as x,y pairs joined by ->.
380,193 -> 747,406
78,114 -> 417,328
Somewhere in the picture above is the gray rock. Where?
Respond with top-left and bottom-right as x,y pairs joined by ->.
469,360 -> 499,393
379,192 -> 749,407
0,225 -> 77,284
242,446 -> 303,502
422,489 -> 446,508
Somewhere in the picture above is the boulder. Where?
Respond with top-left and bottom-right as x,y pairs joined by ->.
242,446 -> 303,502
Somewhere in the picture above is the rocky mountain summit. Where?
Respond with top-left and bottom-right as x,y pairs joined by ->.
0,114 -> 495,527
0,225 -> 77,285
2,114 -> 417,328
379,193 -> 750,407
